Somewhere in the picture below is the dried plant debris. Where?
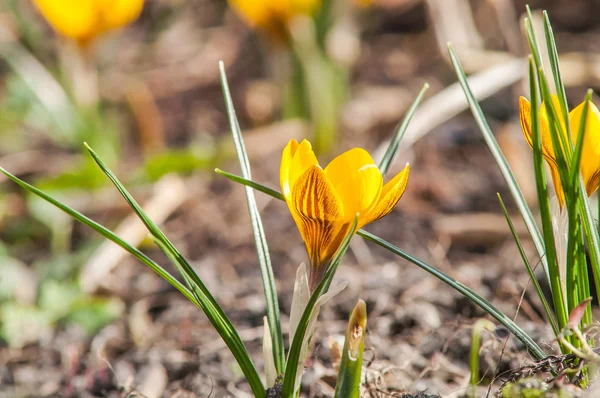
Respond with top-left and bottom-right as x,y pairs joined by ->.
400,393 -> 442,398
500,351 -> 598,390
500,378 -> 584,398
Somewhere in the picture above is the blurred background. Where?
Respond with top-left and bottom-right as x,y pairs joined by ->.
0,0 -> 599,397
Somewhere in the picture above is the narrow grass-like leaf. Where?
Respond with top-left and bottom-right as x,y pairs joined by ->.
527,58 -> 567,332
536,71 -> 571,187
217,169 -> 285,201
0,168 -> 199,305
498,193 -> 559,337
334,299 -> 367,398
447,43 -> 548,280
542,11 -> 571,143
219,61 -> 285,376
575,224 -> 593,327
580,188 -> 600,306
84,145 -> 265,397
525,11 -> 571,173
378,83 -> 429,175
282,217 -> 358,397
358,230 -> 545,359
524,7 -> 544,75
152,237 -> 205,305
216,172 -> 547,360
536,69 -> 578,328
526,10 -> 583,332
576,232 -> 593,326
526,8 -> 570,163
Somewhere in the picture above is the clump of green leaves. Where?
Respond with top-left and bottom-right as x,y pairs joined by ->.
449,4 -> 600,389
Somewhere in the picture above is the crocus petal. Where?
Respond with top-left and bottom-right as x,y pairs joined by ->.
324,148 -> 383,220
548,163 -> 565,208
288,139 -> 319,197
519,96 -> 565,206
360,164 -> 410,228
519,96 -> 558,164
281,139 -> 299,199
291,165 -> 351,287
569,100 -> 600,196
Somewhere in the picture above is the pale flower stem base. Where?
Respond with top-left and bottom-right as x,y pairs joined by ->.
289,263 -> 311,346
60,41 -> 99,108
288,263 -> 347,394
262,316 -> 277,387
551,195 -> 569,311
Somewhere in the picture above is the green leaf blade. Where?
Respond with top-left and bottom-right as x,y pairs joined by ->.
446,44 -> 548,281
219,61 -> 285,376
0,168 -> 198,306
83,146 -> 266,397
497,193 -> 559,336
358,230 -> 546,360
527,58 -> 567,332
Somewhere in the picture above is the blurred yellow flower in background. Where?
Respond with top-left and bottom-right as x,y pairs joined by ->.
280,139 -> 410,289
519,96 -> 600,207
228,0 -> 320,41
352,0 -> 373,7
32,0 -> 144,46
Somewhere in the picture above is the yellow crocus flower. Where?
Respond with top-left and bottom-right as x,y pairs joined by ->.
519,96 -> 600,207
32,0 -> 144,46
228,0 -> 320,42
280,139 -> 410,289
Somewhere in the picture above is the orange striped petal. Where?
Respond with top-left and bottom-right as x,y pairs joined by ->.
324,148 -> 383,220
280,139 -> 300,200
548,162 -> 565,208
360,164 -> 410,228
569,100 -> 600,197
289,139 -> 319,195
291,165 -> 350,285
